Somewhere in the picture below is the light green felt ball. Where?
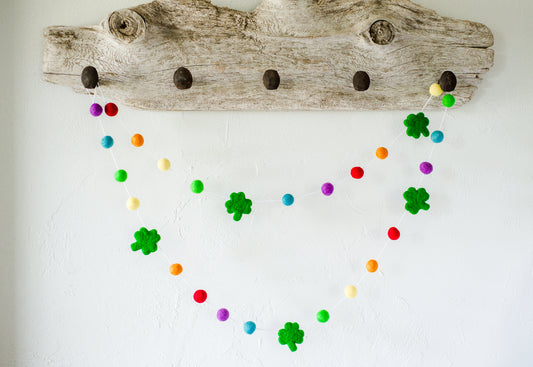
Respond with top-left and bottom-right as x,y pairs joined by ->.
316,309 -> 330,323
115,169 -> 127,182
191,180 -> 204,194
442,94 -> 455,108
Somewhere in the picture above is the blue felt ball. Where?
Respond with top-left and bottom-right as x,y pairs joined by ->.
431,130 -> 444,143
243,321 -> 256,335
282,194 -> 294,206
101,135 -> 114,149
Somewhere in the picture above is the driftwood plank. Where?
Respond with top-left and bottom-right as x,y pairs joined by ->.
42,0 -> 494,111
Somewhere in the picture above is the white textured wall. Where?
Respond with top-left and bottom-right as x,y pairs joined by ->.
1,0 -> 533,366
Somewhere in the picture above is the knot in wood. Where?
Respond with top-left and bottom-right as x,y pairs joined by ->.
369,20 -> 395,45
108,9 -> 145,43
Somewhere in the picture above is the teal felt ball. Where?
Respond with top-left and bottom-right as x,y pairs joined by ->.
244,321 -> 256,335
282,194 -> 294,206
101,135 -> 114,149
431,130 -> 444,143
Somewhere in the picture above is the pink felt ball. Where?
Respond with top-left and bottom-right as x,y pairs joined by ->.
217,308 -> 230,321
420,162 -> 433,175
90,103 -> 103,117
321,182 -> 334,196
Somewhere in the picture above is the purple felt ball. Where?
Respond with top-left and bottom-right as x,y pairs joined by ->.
90,103 -> 103,117
217,308 -> 229,322
420,162 -> 433,175
321,182 -> 334,196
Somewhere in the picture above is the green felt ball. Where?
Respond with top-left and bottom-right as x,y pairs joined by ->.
442,94 -> 455,108
316,309 -> 330,323
191,180 -> 204,194
114,169 -> 127,182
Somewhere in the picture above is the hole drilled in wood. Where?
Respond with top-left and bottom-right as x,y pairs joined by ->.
173,67 -> 193,89
81,66 -> 98,89
353,71 -> 370,91
439,71 -> 457,92
263,69 -> 280,90
369,20 -> 395,45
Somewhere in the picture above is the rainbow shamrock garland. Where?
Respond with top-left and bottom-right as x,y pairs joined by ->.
84,81 -> 454,352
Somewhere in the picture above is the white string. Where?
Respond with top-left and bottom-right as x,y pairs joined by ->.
86,85 -> 453,342
421,95 -> 432,112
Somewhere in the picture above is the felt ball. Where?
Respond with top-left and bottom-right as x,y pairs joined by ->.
126,197 -> 140,211
90,103 -> 103,117
114,169 -> 127,182
316,309 -> 330,323
131,134 -> 144,147
442,94 -> 455,108
429,83 -> 443,97
366,259 -> 378,273
351,166 -> 364,179
158,158 -> 171,171
321,182 -> 334,196
282,194 -> 294,206
217,308 -> 230,322
191,180 -> 204,194
420,162 -> 433,175
193,289 -> 207,303
431,130 -> 444,143
344,285 -> 358,299
101,135 -> 114,149
104,103 -> 118,117
243,321 -> 256,335
388,227 -> 400,240
376,147 -> 388,160
169,263 -> 183,276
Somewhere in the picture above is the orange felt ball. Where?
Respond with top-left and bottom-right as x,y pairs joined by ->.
366,259 -> 378,273
169,263 -> 183,276
131,134 -> 144,147
376,147 -> 388,160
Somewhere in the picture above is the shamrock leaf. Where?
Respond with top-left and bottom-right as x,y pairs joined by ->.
131,227 -> 161,255
225,192 -> 252,221
278,322 -> 304,352
403,187 -> 430,215
404,112 -> 430,139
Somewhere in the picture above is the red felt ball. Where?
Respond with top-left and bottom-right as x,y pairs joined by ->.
388,227 -> 400,240
351,167 -> 364,179
193,289 -> 207,303
105,103 -> 119,117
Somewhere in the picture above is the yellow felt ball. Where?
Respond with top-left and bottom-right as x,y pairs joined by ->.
429,83 -> 443,97
126,197 -> 140,211
158,158 -> 171,171
344,285 -> 358,299
376,147 -> 388,160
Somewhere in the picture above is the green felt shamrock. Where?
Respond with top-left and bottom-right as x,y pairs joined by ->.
278,322 -> 305,352
225,192 -> 252,221
404,112 -> 430,139
403,187 -> 430,215
131,227 -> 160,255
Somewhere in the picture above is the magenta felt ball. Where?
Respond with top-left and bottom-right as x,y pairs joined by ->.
217,308 -> 230,321
420,162 -> 433,175
90,103 -> 103,117
321,182 -> 334,196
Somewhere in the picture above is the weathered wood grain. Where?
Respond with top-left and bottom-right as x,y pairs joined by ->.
42,0 -> 494,111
